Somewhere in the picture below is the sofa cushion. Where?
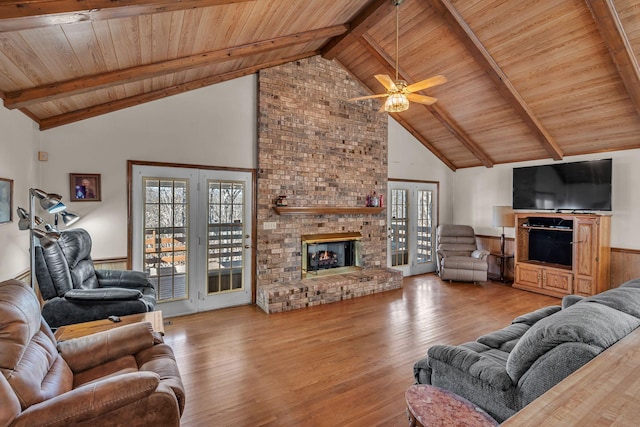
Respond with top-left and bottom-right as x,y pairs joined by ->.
427,345 -> 513,390
512,305 -> 561,326
441,256 -> 488,271
581,286 -> 640,319
621,278 -> 640,289
477,323 -> 530,350
506,303 -> 640,382
562,295 -> 584,309
0,280 -> 74,410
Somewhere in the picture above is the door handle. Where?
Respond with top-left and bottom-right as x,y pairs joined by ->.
244,245 -> 251,249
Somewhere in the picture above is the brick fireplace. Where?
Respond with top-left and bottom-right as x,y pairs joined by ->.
256,56 -> 402,313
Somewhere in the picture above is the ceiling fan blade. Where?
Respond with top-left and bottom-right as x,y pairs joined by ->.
406,93 -> 438,105
375,74 -> 397,91
405,75 -> 448,93
348,93 -> 390,101
378,103 -> 387,113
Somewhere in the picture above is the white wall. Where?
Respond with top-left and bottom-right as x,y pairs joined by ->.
387,117 -> 455,224
453,151 -> 640,249
0,107 -> 40,279
38,75 -> 257,260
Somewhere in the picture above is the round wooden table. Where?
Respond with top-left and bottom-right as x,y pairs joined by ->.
405,384 -> 498,427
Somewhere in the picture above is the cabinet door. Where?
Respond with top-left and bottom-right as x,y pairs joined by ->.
575,219 -> 597,278
543,269 -> 573,294
516,264 -> 542,288
575,277 -> 593,296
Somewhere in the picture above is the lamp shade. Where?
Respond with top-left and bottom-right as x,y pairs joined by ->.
384,93 -> 410,112
16,207 -> 44,230
492,206 -> 515,228
59,210 -> 80,226
48,202 -> 67,214
31,188 -> 66,213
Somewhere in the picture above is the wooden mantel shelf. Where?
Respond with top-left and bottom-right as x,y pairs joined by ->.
273,206 -> 385,215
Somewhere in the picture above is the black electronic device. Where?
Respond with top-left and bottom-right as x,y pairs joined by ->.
512,158 -> 612,211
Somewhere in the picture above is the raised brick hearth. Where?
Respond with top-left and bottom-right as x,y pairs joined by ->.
257,268 -> 402,314
256,56 -> 402,313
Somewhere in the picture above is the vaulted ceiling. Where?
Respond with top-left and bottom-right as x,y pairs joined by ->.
1,0 -> 640,170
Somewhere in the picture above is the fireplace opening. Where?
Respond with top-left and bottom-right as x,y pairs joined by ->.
302,232 -> 362,278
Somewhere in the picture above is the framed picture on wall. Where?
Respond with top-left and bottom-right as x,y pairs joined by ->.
0,177 -> 13,224
70,173 -> 101,202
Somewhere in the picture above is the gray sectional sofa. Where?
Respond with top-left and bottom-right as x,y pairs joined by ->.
413,278 -> 640,422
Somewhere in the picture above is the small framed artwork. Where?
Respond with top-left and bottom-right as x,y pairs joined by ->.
0,177 -> 13,224
70,173 -> 101,202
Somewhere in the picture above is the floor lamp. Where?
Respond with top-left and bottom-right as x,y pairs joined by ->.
17,188 -> 79,288
492,205 -> 515,282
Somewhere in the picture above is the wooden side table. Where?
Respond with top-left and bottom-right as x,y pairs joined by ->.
406,384 -> 498,427
489,253 -> 514,284
54,311 -> 164,341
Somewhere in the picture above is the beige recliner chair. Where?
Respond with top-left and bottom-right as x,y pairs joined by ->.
436,224 -> 489,282
0,279 -> 185,427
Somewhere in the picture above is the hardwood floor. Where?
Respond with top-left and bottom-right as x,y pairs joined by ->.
163,274 -> 559,427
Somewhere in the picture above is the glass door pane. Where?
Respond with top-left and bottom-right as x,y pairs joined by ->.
390,188 -> 408,267
417,189 -> 434,264
207,181 -> 245,294
143,178 -> 189,302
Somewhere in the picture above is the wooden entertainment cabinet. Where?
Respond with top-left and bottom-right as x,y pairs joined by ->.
514,213 -> 611,297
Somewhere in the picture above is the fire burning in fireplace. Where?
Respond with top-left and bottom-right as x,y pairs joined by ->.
310,250 -> 339,269
301,232 -> 362,278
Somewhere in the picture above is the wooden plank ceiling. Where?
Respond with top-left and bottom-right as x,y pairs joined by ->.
1,0 -> 640,170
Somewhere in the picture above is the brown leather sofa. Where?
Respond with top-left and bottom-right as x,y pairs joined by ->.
0,279 -> 185,427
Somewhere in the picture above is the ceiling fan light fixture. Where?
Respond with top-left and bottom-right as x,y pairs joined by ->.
385,93 -> 410,112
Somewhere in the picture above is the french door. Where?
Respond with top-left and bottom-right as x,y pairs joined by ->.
131,165 -> 253,317
387,181 -> 438,276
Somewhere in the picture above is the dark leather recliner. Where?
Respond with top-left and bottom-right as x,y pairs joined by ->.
0,279 -> 184,427
34,228 -> 156,328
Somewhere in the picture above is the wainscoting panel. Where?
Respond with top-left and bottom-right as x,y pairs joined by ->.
611,248 -> 640,287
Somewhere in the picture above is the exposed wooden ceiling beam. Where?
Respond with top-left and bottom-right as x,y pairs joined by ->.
0,0 -> 254,32
426,0 -> 564,161
4,25 -> 347,109
585,0 -> 640,119
361,34 -> 494,168
321,0 -> 393,60
37,51 -> 318,130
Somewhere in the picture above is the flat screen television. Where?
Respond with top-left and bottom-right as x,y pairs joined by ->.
512,159 -> 612,211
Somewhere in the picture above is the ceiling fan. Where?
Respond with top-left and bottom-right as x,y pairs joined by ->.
349,0 -> 447,113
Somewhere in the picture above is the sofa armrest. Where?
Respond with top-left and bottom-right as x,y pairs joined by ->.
64,288 -> 143,301
517,342 -> 601,407
58,322 -> 156,373
0,372 -> 20,427
11,372 -> 159,427
96,269 -> 153,290
428,345 -> 514,390
471,249 -> 490,260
